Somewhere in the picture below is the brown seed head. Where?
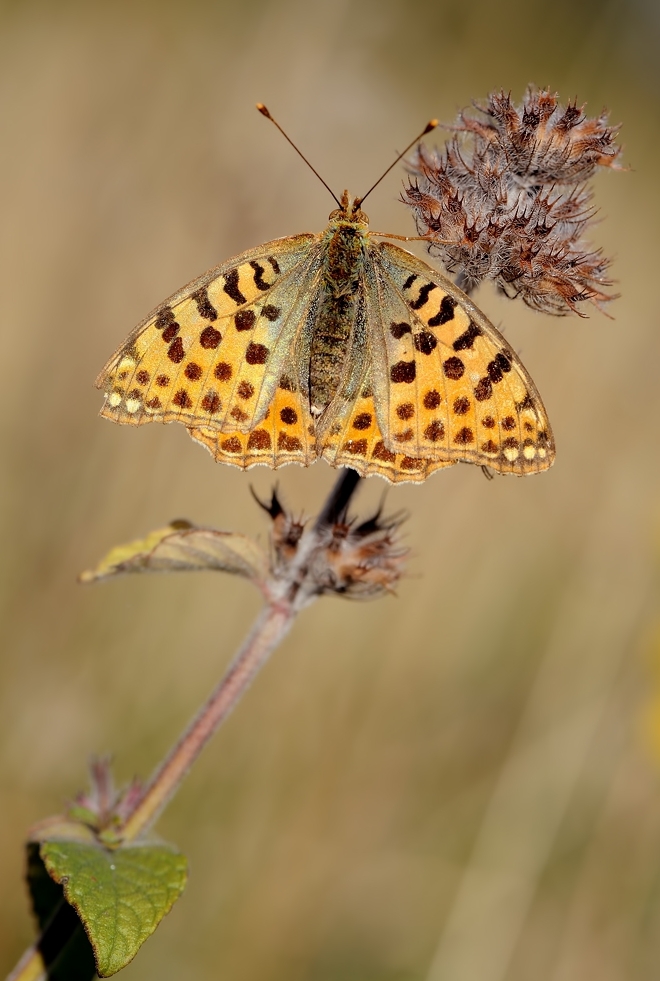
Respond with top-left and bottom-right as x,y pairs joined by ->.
403,87 -> 622,315
260,490 -> 408,601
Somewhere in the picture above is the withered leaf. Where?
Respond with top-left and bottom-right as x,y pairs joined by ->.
80,522 -> 269,586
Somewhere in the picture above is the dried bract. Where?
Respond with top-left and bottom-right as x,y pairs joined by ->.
403,87 -> 622,315
252,487 -> 305,574
257,491 -> 408,603
307,510 -> 408,599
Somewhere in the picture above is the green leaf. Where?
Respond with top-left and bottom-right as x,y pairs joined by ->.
40,839 -> 187,977
79,520 -> 269,586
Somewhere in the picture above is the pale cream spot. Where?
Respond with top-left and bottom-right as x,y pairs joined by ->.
503,446 -> 520,462
125,398 -> 141,414
118,356 -> 136,371
523,445 -> 537,460
108,392 -> 122,407
537,447 -> 547,459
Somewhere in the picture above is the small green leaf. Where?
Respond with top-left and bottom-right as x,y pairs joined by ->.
40,839 -> 187,977
79,521 -> 269,586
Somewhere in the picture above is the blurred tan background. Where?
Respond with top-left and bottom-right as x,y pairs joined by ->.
1,0 -> 660,978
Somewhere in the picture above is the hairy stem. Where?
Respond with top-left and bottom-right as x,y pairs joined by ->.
5,468 -> 366,981
120,603 -> 293,841
5,948 -> 45,981
121,467 -> 362,840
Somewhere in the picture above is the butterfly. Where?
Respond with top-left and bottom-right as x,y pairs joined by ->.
97,112 -> 555,484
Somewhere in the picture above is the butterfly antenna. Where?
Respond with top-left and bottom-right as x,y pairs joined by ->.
256,103 -> 342,208
355,119 -> 438,208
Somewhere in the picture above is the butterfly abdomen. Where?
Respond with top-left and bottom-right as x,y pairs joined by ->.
309,223 -> 365,415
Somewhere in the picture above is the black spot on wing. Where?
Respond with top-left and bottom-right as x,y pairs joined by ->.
155,306 -> 177,330
246,342 -> 269,365
235,310 -> 256,331
223,268 -> 246,306
390,360 -> 416,383
428,295 -> 457,327
495,351 -> 512,372
410,282 -> 437,310
453,321 -> 482,351
474,377 -> 493,401
162,322 -> 179,343
487,351 -> 512,383
390,321 -> 411,339
413,331 -> 437,355
516,392 -> 535,411
249,260 -> 271,291
262,304 -> 281,321
443,356 -> 464,380
191,287 -> 218,321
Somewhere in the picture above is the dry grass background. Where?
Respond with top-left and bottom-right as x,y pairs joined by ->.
1,0 -> 660,978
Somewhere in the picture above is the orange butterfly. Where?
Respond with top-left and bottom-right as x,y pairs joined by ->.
97,108 -> 554,484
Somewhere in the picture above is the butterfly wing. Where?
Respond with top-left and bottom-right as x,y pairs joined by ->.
320,371 -> 455,483
188,378 -> 318,470
98,223 -> 554,480
364,241 -> 555,474
97,234 -> 321,459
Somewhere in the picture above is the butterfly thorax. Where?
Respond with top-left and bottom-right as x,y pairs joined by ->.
309,192 -> 369,416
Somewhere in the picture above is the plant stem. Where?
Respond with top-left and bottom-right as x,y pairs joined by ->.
120,468 -> 363,841
120,602 -> 294,841
119,468 -> 363,841
5,948 -> 44,981
314,468 -> 362,529
5,469 -> 367,981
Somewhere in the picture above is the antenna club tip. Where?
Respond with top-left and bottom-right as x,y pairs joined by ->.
424,119 -> 439,134
256,103 -> 271,118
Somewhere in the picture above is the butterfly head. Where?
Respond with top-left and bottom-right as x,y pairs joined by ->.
328,189 -> 369,227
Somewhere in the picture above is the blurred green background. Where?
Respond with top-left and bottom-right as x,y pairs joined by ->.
1,0 -> 660,978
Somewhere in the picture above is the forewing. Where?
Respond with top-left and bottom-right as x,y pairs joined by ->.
367,241 -> 555,474
97,233 -> 321,437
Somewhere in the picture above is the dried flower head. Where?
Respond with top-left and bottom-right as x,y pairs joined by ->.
257,489 -> 408,601
403,87 -> 622,315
